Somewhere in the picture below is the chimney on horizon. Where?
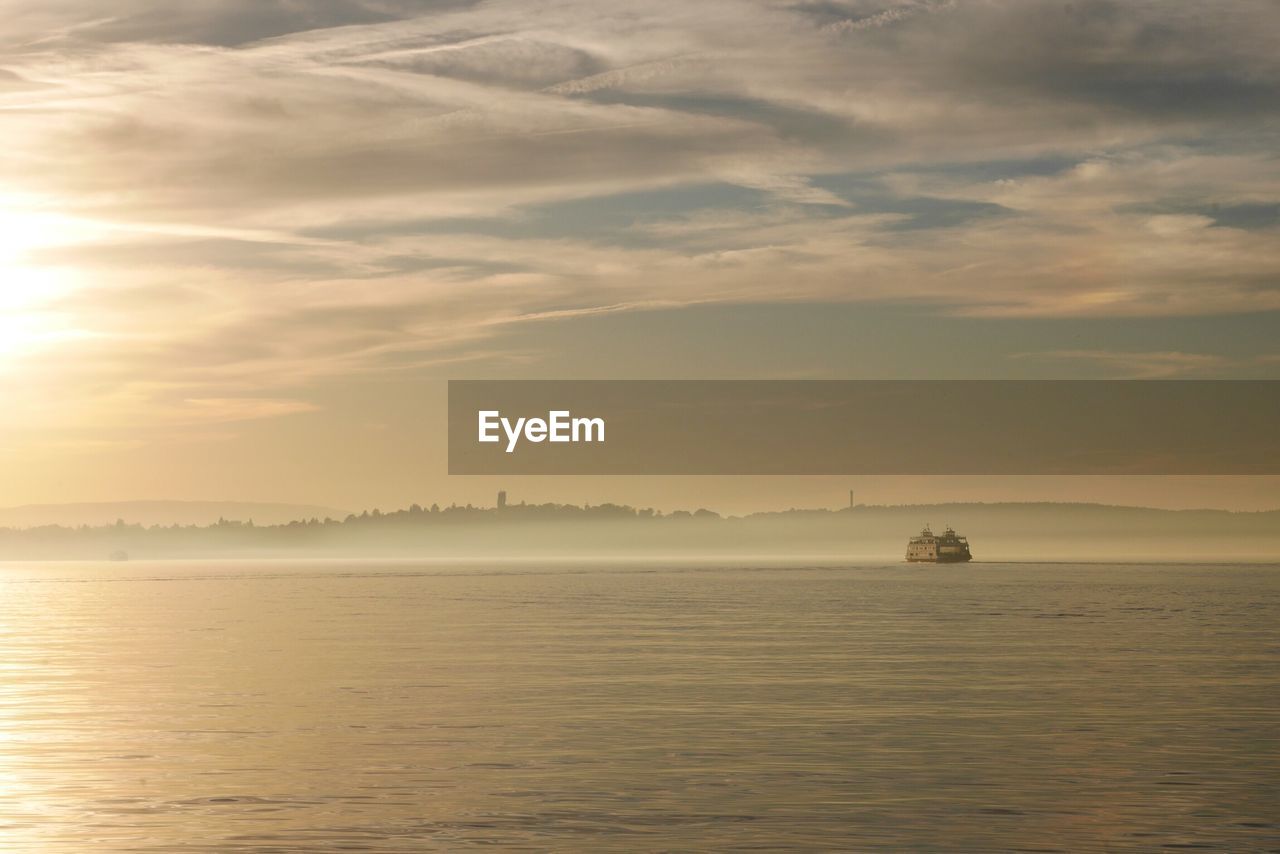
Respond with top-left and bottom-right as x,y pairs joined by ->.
497,490 -> 507,511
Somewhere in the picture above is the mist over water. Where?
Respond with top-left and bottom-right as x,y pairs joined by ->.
7,503 -> 1280,562
1,561 -> 1276,851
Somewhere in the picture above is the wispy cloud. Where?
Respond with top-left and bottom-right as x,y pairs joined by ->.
1013,350 -> 1278,379
0,0 -> 1278,434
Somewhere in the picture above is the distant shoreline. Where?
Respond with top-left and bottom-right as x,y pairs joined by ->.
3,500 -> 1277,562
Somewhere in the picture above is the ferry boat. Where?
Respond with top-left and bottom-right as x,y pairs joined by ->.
905,525 -> 972,562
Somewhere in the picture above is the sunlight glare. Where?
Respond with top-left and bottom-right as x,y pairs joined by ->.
0,196 -> 93,365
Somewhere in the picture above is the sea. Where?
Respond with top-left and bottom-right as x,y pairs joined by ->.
0,561 -> 1276,852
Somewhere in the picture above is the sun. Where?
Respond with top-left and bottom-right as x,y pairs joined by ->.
0,198 -> 90,365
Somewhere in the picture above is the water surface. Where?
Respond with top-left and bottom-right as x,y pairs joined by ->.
0,561 -> 1276,851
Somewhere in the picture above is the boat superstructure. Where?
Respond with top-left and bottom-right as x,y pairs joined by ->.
905,525 -> 972,563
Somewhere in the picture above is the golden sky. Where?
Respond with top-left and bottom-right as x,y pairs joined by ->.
1,0 -> 1278,512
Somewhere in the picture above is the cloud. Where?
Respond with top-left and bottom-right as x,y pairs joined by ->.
1014,350 -> 1270,379
818,0 -> 952,34
0,0 -> 1277,434
0,1 -> 476,49
178,397 -> 321,423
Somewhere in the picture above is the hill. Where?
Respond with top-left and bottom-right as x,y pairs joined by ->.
1,501 -> 1277,562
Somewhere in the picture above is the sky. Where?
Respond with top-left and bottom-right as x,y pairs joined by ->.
1,0 -> 1278,513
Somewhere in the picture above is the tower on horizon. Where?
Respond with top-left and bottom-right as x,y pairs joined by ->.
497,490 -> 507,510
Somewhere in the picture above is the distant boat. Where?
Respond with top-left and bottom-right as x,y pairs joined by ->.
905,525 -> 972,563
108,550 -> 129,562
